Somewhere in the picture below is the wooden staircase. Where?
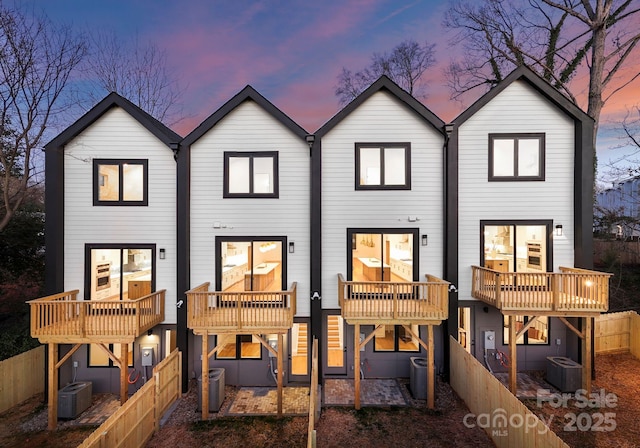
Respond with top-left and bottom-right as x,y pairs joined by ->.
327,315 -> 342,350
297,324 -> 308,356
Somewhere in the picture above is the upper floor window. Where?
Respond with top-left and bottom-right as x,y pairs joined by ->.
488,134 -> 545,181
93,159 -> 148,206
224,151 -> 278,198
355,143 -> 411,190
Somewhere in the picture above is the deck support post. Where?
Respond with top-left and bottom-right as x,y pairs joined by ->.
508,315 -> 517,395
582,317 -> 592,393
201,333 -> 209,420
354,323 -> 361,410
427,324 -> 435,409
277,333 -> 283,415
120,343 -> 128,404
47,343 -> 58,430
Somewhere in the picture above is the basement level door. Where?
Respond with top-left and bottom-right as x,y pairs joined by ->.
324,314 -> 346,375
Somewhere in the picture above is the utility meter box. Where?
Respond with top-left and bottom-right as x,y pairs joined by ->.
484,330 -> 496,350
141,347 -> 153,366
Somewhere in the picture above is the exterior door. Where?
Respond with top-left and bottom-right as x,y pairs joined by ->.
289,321 -> 310,382
348,230 -> 417,283
324,314 -> 346,375
218,238 -> 285,292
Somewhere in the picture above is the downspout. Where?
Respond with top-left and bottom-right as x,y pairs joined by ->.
308,133 -> 323,378
443,123 -> 457,382
175,141 -> 191,393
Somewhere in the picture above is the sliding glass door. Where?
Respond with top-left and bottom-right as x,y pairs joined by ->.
348,230 -> 417,282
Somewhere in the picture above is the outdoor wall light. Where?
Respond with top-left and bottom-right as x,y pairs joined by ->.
159,248 -> 166,259
421,235 -> 428,246
289,242 -> 295,253
555,225 -> 563,237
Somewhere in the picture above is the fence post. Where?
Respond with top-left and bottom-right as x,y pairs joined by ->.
155,371 -> 161,433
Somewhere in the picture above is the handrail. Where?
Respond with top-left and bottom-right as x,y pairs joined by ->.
337,273 -> 449,321
471,266 -> 611,313
186,283 -> 297,330
29,290 -> 166,340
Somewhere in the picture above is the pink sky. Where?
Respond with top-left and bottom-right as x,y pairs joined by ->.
38,0 -> 640,183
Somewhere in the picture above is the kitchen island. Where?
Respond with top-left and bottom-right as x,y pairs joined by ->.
244,262 -> 279,290
359,257 -> 390,281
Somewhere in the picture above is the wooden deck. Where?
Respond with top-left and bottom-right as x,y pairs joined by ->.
186,282 -> 297,334
337,274 -> 449,325
29,290 -> 166,344
471,266 -> 611,316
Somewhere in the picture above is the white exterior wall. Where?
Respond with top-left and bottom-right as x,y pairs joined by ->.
457,80 -> 575,299
190,100 -> 311,316
63,107 -> 178,323
321,91 -> 444,309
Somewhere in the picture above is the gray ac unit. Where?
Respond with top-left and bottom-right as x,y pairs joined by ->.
409,357 -> 428,400
546,357 -> 582,393
197,368 -> 225,412
58,381 -> 92,419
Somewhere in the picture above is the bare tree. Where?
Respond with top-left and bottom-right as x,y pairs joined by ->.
444,0 -> 640,149
84,31 -> 186,126
335,39 -> 436,105
0,4 -> 86,232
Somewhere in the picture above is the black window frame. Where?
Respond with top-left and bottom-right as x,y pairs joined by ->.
346,228 -> 419,283
355,142 -> 411,190
93,159 -> 149,206
488,133 -> 545,181
373,324 -> 421,353
214,334 -> 263,360
503,315 -> 551,346
223,151 -> 279,198
87,343 -> 134,368
215,236 -> 287,292
84,243 -> 156,301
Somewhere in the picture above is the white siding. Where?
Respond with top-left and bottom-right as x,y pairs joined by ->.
64,107 -> 178,323
457,80 -> 575,299
321,91 -> 444,309
190,100 -> 311,316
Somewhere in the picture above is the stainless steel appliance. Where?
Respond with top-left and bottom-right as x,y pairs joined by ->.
526,242 -> 542,270
96,262 -> 111,291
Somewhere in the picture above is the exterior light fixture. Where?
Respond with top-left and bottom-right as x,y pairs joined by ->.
159,248 -> 166,259
555,225 -> 563,237
289,242 -> 295,253
421,235 -> 428,246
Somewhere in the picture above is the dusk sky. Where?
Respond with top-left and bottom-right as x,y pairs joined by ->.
36,0 -> 640,183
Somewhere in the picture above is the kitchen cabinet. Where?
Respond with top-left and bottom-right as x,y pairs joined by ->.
221,264 -> 247,290
486,259 -> 509,272
128,280 -> 151,299
390,259 -> 413,281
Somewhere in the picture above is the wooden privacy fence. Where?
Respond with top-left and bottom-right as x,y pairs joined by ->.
449,336 -> 569,448
307,338 -> 319,448
595,311 -> 640,358
78,349 -> 182,448
0,346 -> 44,413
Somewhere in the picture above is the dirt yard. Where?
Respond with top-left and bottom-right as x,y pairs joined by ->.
1,353 -> 638,447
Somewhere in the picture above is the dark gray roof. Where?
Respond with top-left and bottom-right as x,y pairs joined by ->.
182,85 -> 308,147
315,75 -> 445,137
45,92 -> 181,150
451,65 -> 593,126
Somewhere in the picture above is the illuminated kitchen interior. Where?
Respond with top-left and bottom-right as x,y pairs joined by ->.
90,248 -> 153,300
221,241 -> 282,292
351,233 -> 414,282
483,224 -> 547,273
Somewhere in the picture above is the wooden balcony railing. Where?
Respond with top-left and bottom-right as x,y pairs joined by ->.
471,266 -> 612,314
337,274 -> 449,323
29,290 -> 166,343
186,282 -> 297,333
